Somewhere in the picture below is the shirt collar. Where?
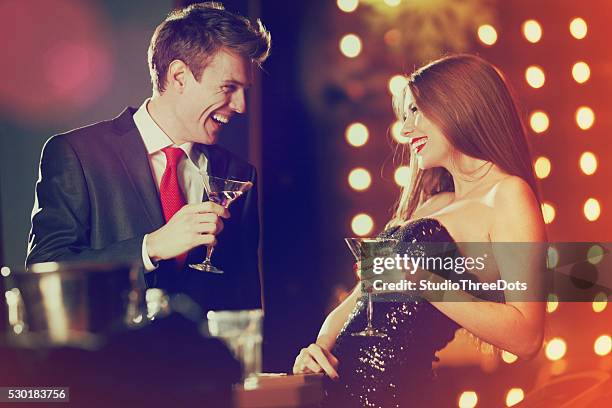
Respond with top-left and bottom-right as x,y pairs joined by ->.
133,99 -> 200,165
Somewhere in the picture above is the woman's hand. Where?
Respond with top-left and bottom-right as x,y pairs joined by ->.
356,257 -> 429,293
292,343 -> 339,379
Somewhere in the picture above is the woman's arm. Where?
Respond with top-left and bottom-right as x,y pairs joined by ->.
293,283 -> 361,377
427,177 -> 546,359
315,284 -> 361,349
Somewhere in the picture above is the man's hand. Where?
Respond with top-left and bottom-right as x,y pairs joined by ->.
146,202 -> 229,262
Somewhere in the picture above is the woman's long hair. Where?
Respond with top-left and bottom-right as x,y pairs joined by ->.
388,54 -> 540,227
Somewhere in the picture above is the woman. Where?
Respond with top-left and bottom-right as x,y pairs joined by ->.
293,54 -> 547,407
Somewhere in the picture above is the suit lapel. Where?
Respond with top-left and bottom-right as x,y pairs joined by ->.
110,108 -> 165,231
197,143 -> 229,177
196,143 -> 229,202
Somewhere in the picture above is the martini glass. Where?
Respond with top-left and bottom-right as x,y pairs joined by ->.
189,175 -> 253,274
345,237 -> 399,338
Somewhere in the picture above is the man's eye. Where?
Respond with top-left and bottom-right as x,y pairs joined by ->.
410,106 -> 418,113
222,85 -> 236,92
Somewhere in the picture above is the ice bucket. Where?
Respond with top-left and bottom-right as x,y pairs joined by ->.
0,261 -> 145,348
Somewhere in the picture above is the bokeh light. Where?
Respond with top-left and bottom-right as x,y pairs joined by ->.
550,360 -> 569,377
547,246 -> 559,269
529,111 -> 550,133
545,338 -> 567,361
572,61 -> 591,84
384,29 -> 401,47
0,266 -> 10,277
337,0 -> 359,13
570,17 -> 588,39
534,157 -> 551,179
583,198 -> 600,221
458,391 -> 478,408
594,335 -> 611,356
384,0 -> 401,6
0,0 -> 114,122
506,388 -> 525,407
579,152 -> 597,175
525,66 -> 545,88
340,34 -> 362,58
576,106 -> 595,130
541,203 -> 556,224
477,24 -> 498,46
547,294 -> 559,313
346,122 -> 369,147
593,292 -> 608,313
348,168 -> 371,191
501,350 -> 518,364
392,121 -> 410,144
389,75 -> 408,95
394,166 -> 411,187
522,20 -> 542,43
587,245 -> 604,265
351,213 -> 374,236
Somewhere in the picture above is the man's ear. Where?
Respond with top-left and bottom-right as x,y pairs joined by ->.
167,59 -> 190,93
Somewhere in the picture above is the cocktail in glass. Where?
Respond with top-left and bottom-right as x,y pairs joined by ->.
189,175 -> 252,274
345,237 -> 399,338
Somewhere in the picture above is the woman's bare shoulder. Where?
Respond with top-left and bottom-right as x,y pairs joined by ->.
493,176 -> 536,203
490,176 -> 546,241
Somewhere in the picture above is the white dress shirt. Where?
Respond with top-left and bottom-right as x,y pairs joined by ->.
132,99 -> 208,271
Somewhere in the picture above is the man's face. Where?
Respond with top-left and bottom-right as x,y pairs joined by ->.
176,49 -> 252,145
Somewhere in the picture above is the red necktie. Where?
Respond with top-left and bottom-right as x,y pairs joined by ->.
160,147 -> 188,267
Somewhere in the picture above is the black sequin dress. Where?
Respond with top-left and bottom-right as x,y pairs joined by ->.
324,218 -> 461,408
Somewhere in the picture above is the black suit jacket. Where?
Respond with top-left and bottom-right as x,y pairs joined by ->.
26,107 -> 261,312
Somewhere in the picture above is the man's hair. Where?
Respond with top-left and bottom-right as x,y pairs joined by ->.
147,2 -> 271,94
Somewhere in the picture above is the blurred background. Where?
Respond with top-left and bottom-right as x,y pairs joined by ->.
0,0 -> 610,406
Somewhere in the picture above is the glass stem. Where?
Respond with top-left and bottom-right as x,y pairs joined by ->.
205,245 -> 215,263
366,292 -> 374,330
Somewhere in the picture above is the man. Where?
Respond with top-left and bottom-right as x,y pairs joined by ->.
26,2 -> 271,311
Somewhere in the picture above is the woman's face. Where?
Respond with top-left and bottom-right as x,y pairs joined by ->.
402,88 -> 454,170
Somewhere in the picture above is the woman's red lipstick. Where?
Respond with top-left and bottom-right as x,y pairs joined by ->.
410,136 -> 428,144
410,136 -> 428,153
